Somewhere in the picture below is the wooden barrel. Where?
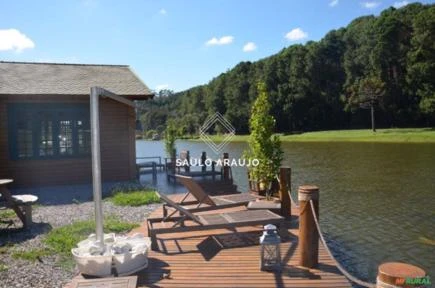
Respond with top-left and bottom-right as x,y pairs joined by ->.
377,262 -> 427,288
298,185 -> 319,268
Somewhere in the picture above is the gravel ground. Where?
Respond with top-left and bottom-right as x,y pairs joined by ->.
0,201 -> 161,288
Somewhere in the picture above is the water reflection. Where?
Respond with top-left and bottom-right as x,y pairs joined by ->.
136,140 -> 435,282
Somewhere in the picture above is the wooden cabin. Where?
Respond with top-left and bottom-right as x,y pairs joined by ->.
0,61 -> 153,187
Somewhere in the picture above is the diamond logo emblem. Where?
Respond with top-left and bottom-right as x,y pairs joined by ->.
199,112 -> 235,154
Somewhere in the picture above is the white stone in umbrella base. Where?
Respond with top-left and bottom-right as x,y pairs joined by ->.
72,233 -> 150,277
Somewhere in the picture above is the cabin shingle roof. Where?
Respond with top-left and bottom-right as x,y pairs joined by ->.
0,61 -> 154,99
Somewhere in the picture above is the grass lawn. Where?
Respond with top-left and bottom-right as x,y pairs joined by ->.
12,248 -> 51,262
107,189 -> 161,206
44,217 -> 139,256
188,128 -> 435,143
0,209 -> 16,219
9,217 -> 138,269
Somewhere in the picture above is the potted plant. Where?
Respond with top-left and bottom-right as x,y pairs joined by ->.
244,82 -> 283,200
164,119 -> 178,172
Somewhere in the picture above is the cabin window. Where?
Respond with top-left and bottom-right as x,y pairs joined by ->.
8,104 -> 91,160
16,115 -> 33,158
39,119 -> 54,157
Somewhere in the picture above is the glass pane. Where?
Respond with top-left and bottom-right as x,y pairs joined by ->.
39,120 -> 53,156
59,120 -> 73,155
17,117 -> 33,158
77,120 -> 91,154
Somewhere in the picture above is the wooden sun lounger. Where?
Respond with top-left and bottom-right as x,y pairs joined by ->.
163,175 -> 259,216
147,192 -> 284,250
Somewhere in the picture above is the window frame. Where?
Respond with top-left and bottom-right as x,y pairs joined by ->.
8,103 -> 91,160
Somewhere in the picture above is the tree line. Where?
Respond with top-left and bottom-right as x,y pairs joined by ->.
138,3 -> 435,135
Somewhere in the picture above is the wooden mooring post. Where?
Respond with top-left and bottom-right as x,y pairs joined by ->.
278,167 -> 291,217
298,185 -> 319,268
222,152 -> 230,181
201,152 -> 207,172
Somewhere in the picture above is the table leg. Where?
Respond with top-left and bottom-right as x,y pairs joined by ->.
23,205 -> 32,228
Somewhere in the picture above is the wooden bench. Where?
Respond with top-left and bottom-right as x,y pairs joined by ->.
0,179 -> 38,228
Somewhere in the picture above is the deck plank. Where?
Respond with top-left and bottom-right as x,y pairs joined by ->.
68,193 -> 351,288
70,276 -> 137,288
133,193 -> 351,288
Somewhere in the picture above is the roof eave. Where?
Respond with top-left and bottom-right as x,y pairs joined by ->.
0,93 -> 155,100
124,93 -> 155,100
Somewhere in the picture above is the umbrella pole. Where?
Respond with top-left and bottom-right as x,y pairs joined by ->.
90,87 -> 104,249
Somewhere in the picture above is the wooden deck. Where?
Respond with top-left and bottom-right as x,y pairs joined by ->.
69,193 -> 352,288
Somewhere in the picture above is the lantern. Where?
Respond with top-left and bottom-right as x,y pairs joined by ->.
260,224 -> 281,271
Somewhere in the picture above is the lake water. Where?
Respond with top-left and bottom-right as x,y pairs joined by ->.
136,140 -> 435,283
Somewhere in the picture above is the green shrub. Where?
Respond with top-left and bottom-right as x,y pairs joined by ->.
244,82 -> 283,197
164,119 -> 178,158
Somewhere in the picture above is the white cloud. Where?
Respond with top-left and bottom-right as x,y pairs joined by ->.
205,36 -> 234,46
0,29 -> 35,53
393,1 -> 409,8
361,1 -> 381,9
156,84 -> 169,91
243,42 -> 257,52
285,28 -> 308,41
329,0 -> 339,7
159,8 -> 167,15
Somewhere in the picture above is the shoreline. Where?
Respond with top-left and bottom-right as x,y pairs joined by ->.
169,128 -> 435,143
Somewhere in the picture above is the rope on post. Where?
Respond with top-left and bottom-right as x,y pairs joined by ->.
275,174 -> 299,208
309,200 -> 376,288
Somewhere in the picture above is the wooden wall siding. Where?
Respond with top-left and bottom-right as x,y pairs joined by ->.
0,95 -> 137,187
99,98 -> 136,181
0,99 -> 8,179
128,107 -> 136,181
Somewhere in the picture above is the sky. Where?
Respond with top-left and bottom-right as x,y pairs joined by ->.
0,0 -> 434,92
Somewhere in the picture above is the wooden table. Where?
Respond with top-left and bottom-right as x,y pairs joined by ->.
0,179 -> 13,186
0,179 -> 38,227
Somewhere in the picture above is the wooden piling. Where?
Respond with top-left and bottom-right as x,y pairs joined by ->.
201,152 -> 207,172
377,262 -> 426,288
278,167 -> 291,217
185,150 -> 191,173
223,153 -> 230,181
298,185 -> 319,268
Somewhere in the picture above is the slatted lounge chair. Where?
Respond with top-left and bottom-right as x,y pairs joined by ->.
163,175 -> 259,216
147,191 -> 284,250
